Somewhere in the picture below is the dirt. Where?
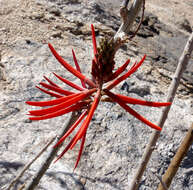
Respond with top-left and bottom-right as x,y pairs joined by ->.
146,0 -> 193,28
0,0 -> 192,53
0,0 -> 192,93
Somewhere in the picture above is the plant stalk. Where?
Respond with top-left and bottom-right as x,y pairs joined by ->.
129,32 -> 193,190
157,123 -> 193,190
114,0 -> 144,40
24,112 -> 80,190
6,136 -> 56,190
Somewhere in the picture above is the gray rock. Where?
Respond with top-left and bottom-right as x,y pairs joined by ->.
1,1 -> 193,190
178,18 -> 192,33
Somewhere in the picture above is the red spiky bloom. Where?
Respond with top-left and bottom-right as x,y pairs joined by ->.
26,24 -> 171,169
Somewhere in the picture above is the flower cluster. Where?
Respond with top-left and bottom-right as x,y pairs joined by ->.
26,25 -> 171,169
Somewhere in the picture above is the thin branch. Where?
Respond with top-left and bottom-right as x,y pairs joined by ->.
128,0 -> 145,40
114,0 -> 144,40
149,170 -> 168,190
129,32 -> 193,190
24,112 -> 80,190
156,175 -> 168,190
157,123 -> 193,190
18,184 -> 25,190
121,0 -> 130,8
6,136 -> 56,190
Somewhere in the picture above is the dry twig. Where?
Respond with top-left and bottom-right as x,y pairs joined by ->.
114,0 -> 144,40
157,123 -> 193,190
6,136 -> 56,190
24,112 -> 80,190
156,175 -> 168,190
121,0 -> 130,8
128,0 -> 145,40
129,32 -> 193,190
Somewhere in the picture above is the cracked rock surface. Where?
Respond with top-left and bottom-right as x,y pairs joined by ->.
0,0 -> 193,189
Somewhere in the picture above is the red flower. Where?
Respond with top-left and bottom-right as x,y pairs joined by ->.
26,24 -> 171,169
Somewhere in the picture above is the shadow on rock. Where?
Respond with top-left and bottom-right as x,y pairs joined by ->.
47,171 -> 123,190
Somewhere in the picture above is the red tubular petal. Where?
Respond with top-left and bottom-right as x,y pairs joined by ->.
40,82 -> 74,96
54,135 -> 77,163
29,88 -> 96,116
69,89 -> 101,149
43,76 -> 59,88
110,59 -> 130,81
53,72 -> 84,91
74,132 -> 86,170
29,102 -> 85,120
91,24 -> 98,56
48,43 -> 96,88
72,49 -> 86,88
72,49 -> 81,72
131,61 -> 137,69
116,94 -> 172,107
26,93 -> 80,107
106,55 -> 146,90
54,130 -> 86,165
54,110 -> 88,148
104,90 -> 161,131
36,86 -> 63,98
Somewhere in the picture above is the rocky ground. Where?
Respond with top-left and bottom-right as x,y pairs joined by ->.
0,0 -> 193,190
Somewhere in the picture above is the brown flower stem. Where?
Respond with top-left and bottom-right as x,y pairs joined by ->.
129,32 -> 193,190
157,123 -> 193,190
6,136 -> 56,190
24,112 -> 80,190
